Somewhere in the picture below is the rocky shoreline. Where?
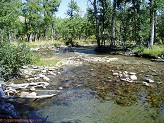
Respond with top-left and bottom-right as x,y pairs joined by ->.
0,45 -> 163,120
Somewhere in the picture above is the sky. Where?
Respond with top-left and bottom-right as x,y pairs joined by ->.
22,0 -> 88,18
56,0 -> 88,18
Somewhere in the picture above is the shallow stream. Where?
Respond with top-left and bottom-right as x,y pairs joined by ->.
14,47 -> 164,123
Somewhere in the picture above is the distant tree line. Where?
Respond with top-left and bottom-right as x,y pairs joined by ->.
87,0 -> 164,48
0,0 -> 164,48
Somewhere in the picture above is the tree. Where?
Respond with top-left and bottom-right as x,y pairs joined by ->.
67,0 -> 79,18
110,0 -> 117,47
88,0 -> 101,48
22,0 -> 43,42
66,0 -> 80,45
148,0 -> 155,48
43,0 -> 61,41
0,0 -> 22,42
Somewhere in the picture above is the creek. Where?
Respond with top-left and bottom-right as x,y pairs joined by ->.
14,46 -> 164,123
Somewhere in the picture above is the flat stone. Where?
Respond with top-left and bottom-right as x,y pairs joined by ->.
147,79 -> 154,83
39,74 -> 50,81
120,78 -> 127,82
143,82 -> 153,87
20,92 -> 30,97
30,87 -> 35,91
42,70 -> 47,73
130,75 -> 137,81
113,73 -> 119,76
58,87 -> 63,90
129,72 -> 136,75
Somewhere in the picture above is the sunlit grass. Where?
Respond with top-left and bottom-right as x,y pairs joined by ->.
143,45 -> 164,57
28,40 -> 65,48
34,56 -> 60,67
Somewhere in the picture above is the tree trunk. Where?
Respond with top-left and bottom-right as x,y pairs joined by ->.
110,0 -> 116,47
28,32 -> 33,42
148,0 -> 155,48
51,23 -> 55,42
93,0 -> 100,48
34,33 -> 37,42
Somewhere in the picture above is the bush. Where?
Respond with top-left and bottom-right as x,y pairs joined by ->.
0,42 -> 32,78
133,45 -> 145,54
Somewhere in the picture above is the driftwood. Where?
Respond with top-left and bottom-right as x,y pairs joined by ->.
19,93 -> 56,99
5,82 -> 50,96
4,82 -> 57,99
6,82 -> 49,89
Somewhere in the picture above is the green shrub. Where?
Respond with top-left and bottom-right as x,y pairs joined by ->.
133,45 -> 145,54
0,42 -> 32,78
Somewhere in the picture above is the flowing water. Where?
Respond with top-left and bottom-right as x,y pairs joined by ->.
14,47 -> 164,123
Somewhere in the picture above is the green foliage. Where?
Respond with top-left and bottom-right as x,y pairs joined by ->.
134,45 -> 164,57
67,0 -> 79,18
133,45 -> 145,54
0,42 -> 32,77
143,45 -> 164,57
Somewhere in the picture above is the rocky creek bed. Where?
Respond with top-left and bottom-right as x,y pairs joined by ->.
2,46 -> 164,123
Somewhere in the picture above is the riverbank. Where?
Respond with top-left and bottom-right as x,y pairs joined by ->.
2,42 -> 163,122
94,44 -> 164,62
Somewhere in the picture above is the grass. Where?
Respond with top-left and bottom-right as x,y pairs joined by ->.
134,45 -> 164,58
31,51 -> 60,67
143,45 -> 164,57
28,40 -> 65,48
35,57 -> 60,66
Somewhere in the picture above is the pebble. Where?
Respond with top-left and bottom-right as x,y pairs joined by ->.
129,72 -> 136,75
143,82 -> 153,87
39,74 -> 50,81
147,79 -> 154,83
58,87 -> 63,90
130,75 -> 137,81
30,87 -> 35,91
113,73 -> 119,76
42,70 -> 47,73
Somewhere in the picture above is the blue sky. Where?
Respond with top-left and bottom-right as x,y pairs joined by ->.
56,0 -> 88,18
22,0 -> 87,18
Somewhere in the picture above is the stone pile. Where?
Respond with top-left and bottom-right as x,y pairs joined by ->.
112,70 -> 137,83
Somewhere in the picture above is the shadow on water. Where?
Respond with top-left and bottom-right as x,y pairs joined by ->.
14,46 -> 164,123
56,46 -> 96,55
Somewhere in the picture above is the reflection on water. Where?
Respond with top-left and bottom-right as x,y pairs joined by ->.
15,47 -> 164,123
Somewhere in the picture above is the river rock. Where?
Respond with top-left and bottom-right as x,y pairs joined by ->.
143,82 -> 153,87
29,92 -> 37,97
129,72 -> 136,75
130,75 -> 137,81
20,92 -> 30,97
30,87 -> 35,91
147,79 -> 154,83
113,73 -> 119,76
39,74 -> 50,81
41,70 -> 47,73
58,87 -> 63,90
